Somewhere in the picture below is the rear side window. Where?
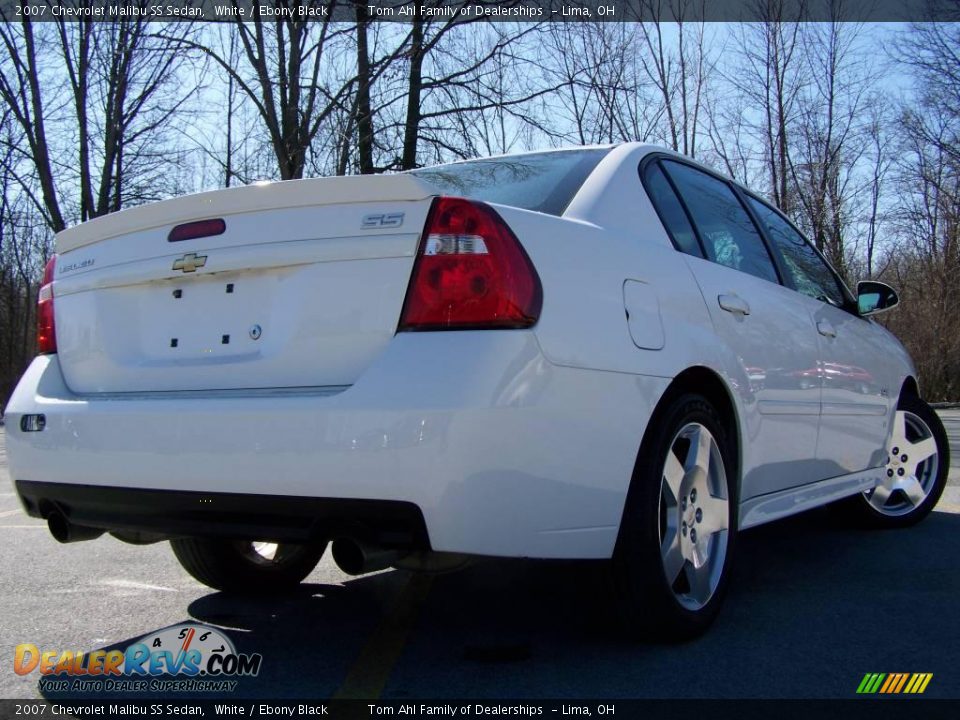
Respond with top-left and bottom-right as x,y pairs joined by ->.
662,161 -> 780,284
643,163 -> 702,257
746,197 -> 847,307
410,149 -> 610,216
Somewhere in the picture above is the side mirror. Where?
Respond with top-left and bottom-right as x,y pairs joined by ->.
857,280 -> 899,317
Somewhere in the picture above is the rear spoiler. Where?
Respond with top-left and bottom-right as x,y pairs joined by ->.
56,174 -> 438,254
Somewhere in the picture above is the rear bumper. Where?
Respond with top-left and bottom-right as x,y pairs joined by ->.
5,332 -> 669,558
16,480 -> 429,548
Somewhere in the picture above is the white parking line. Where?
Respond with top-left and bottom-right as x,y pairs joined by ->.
0,509 -> 22,518
99,579 -> 178,593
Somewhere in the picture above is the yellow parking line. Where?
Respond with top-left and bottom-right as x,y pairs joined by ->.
332,573 -> 433,700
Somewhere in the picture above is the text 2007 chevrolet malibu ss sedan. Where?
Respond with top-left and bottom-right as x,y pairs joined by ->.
5,144 -> 949,639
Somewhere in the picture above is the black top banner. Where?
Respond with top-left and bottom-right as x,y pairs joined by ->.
1,0 -> 959,23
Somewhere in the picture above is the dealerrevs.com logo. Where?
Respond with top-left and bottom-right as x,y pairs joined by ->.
14,623 -> 262,693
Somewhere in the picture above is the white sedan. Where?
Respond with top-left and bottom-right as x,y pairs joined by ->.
5,144 -> 948,638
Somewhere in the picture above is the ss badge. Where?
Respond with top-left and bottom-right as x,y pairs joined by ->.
361,212 -> 404,229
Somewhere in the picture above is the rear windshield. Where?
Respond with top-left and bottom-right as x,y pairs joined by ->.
410,148 -> 611,216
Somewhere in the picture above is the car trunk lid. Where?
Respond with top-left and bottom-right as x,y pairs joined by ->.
51,175 -> 437,394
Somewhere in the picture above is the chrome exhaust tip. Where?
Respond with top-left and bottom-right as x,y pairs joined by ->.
331,537 -> 402,576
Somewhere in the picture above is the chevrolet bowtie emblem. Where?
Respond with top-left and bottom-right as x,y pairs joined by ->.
172,252 -> 207,273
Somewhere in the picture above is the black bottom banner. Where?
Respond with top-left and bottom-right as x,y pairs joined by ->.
1,699 -> 958,720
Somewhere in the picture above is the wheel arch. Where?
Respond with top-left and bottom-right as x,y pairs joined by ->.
640,366 -> 742,496
899,375 -> 920,402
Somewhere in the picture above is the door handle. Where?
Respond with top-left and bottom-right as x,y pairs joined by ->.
718,294 -> 751,316
817,319 -> 837,338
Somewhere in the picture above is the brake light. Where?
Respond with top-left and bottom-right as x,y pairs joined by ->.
398,197 -> 542,331
37,255 -> 57,354
168,218 -> 226,242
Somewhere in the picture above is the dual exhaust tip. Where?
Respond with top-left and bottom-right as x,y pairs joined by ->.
45,513 -> 405,577
330,539 -> 470,575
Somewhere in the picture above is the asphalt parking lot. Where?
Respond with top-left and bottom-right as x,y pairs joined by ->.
1,413 -> 959,701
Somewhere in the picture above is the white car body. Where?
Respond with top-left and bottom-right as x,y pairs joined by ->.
4,143 -> 915,559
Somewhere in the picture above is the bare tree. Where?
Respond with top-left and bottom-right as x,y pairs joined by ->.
360,15 -> 555,169
726,3 -> 807,213
353,1 -> 375,173
191,25 -> 277,188
883,113 -> 960,400
0,13 -> 198,229
170,2 -> 357,180
0,12 -> 199,409
539,23 -> 658,146
635,0 -> 713,157
878,15 -> 960,401
0,17 -> 66,231
0,118 -> 50,406
860,104 -> 894,279
786,18 -> 878,279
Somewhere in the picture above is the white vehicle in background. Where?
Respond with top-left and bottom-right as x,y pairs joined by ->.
4,144 -> 949,639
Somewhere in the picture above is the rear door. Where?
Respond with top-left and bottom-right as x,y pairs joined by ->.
648,159 -> 824,500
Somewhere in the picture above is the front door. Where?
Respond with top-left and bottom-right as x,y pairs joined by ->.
744,195 -> 892,474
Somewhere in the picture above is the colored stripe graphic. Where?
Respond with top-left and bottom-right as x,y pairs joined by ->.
879,674 -> 896,694
857,673 -> 887,695
907,673 -> 932,693
893,674 -> 909,693
857,673 -> 932,694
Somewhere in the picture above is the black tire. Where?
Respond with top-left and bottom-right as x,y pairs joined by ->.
837,394 -> 949,529
612,393 -> 738,641
170,537 -> 327,593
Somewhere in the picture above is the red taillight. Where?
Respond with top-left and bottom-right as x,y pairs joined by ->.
398,197 -> 542,331
37,255 -> 57,354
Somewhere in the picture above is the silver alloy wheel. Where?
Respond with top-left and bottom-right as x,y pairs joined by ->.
866,410 -> 939,516
658,422 -> 730,610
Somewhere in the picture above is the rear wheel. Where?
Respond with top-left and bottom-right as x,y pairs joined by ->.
839,394 -> 948,528
612,394 -> 737,641
171,537 -> 327,593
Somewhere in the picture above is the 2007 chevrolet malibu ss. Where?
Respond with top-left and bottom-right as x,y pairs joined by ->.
5,144 -> 949,639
